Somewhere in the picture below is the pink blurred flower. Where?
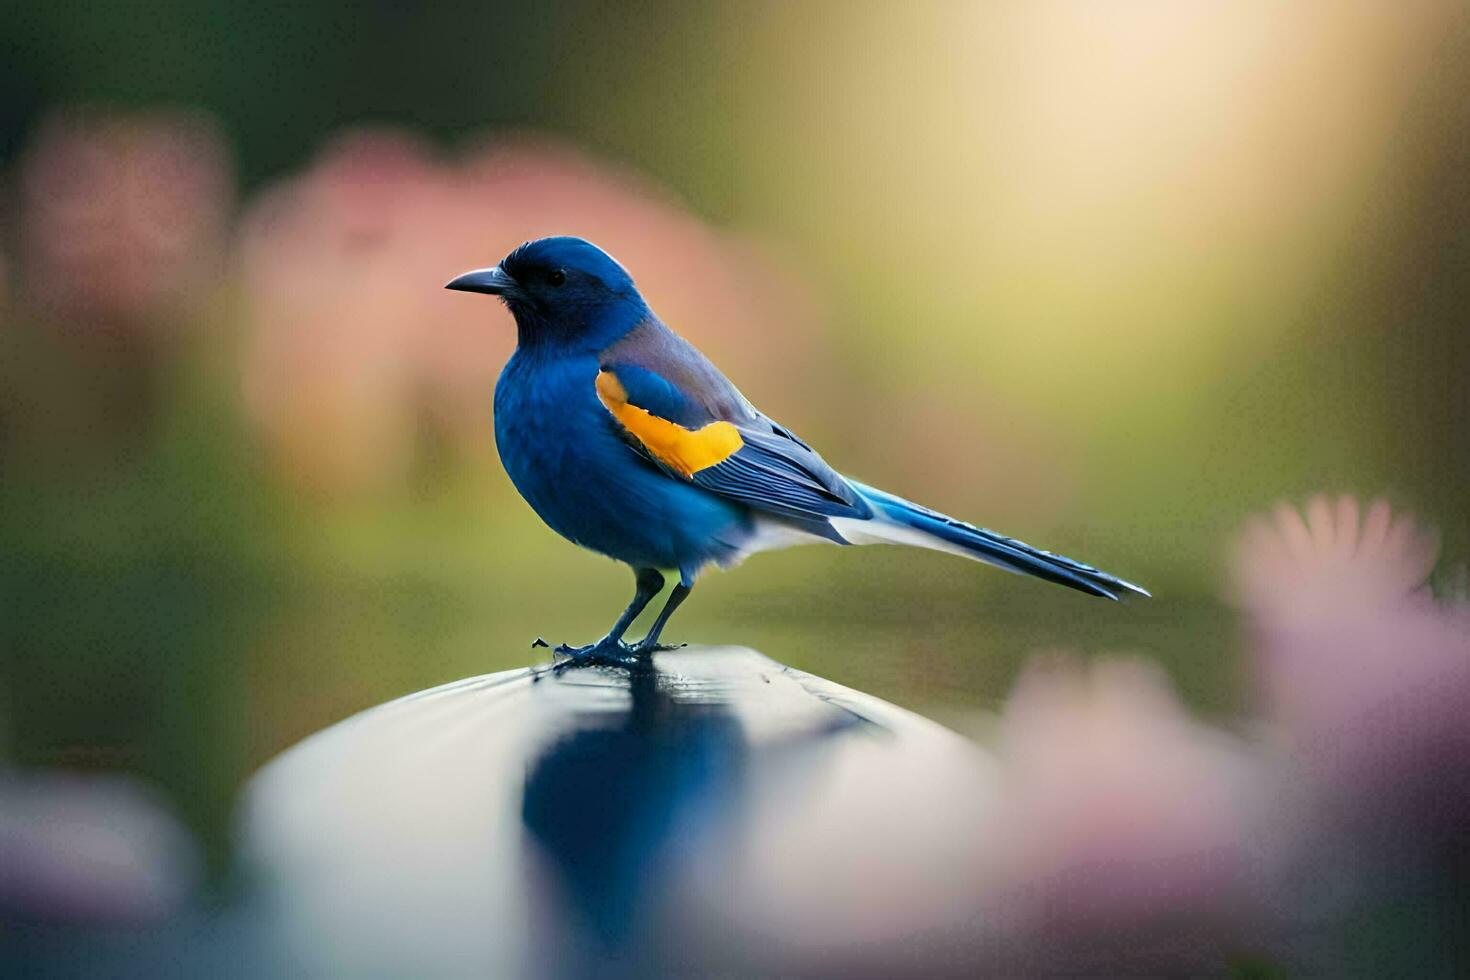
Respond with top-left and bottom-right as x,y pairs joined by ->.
985,655 -> 1263,951
0,770 -> 200,925
1229,494 -> 1438,628
240,131 -> 823,496
1227,495 -> 1453,733
17,108 -> 233,327
1229,496 -> 1470,845
239,129 -> 478,495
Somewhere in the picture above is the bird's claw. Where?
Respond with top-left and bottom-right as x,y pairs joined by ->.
544,638 -> 652,674
528,635 -> 685,681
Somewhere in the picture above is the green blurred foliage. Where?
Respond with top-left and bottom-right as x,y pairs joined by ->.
2,1 -> 1467,870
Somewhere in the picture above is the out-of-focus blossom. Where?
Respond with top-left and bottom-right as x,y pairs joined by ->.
1227,496 -> 1457,739
239,130 -> 470,495
984,655 -> 1263,958
0,770 -> 200,925
240,131 -> 822,496
17,108 -> 233,327
1230,495 -> 1439,628
1228,496 -> 1470,850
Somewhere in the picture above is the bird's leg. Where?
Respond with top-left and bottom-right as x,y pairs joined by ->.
628,581 -> 691,655
583,567 -> 665,648
544,567 -> 664,670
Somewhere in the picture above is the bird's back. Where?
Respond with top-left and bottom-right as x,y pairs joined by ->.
598,318 -> 760,427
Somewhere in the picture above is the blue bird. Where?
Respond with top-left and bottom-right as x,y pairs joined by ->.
447,237 -> 1147,668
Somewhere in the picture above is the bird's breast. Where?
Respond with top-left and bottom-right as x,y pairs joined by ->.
493,354 -> 611,486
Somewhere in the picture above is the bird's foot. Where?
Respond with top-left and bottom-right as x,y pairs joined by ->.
532,636 -> 651,674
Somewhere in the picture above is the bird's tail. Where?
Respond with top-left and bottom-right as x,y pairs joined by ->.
837,482 -> 1150,601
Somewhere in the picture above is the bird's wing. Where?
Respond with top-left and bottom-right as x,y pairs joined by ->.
595,362 -> 871,524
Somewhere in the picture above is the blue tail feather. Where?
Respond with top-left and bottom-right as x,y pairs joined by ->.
846,482 -> 1150,601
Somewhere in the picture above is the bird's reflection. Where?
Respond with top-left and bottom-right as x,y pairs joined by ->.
520,663 -> 746,971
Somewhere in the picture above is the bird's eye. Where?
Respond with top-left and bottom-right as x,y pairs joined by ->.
548,269 -> 566,287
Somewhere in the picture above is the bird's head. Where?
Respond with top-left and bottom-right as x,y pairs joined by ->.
445,236 -> 648,350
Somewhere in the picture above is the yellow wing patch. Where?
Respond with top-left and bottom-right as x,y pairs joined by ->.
596,370 -> 743,478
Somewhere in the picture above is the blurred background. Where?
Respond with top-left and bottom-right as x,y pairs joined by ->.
2,0 -> 1467,915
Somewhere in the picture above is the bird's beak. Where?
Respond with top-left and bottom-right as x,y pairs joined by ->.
444,265 -> 518,296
